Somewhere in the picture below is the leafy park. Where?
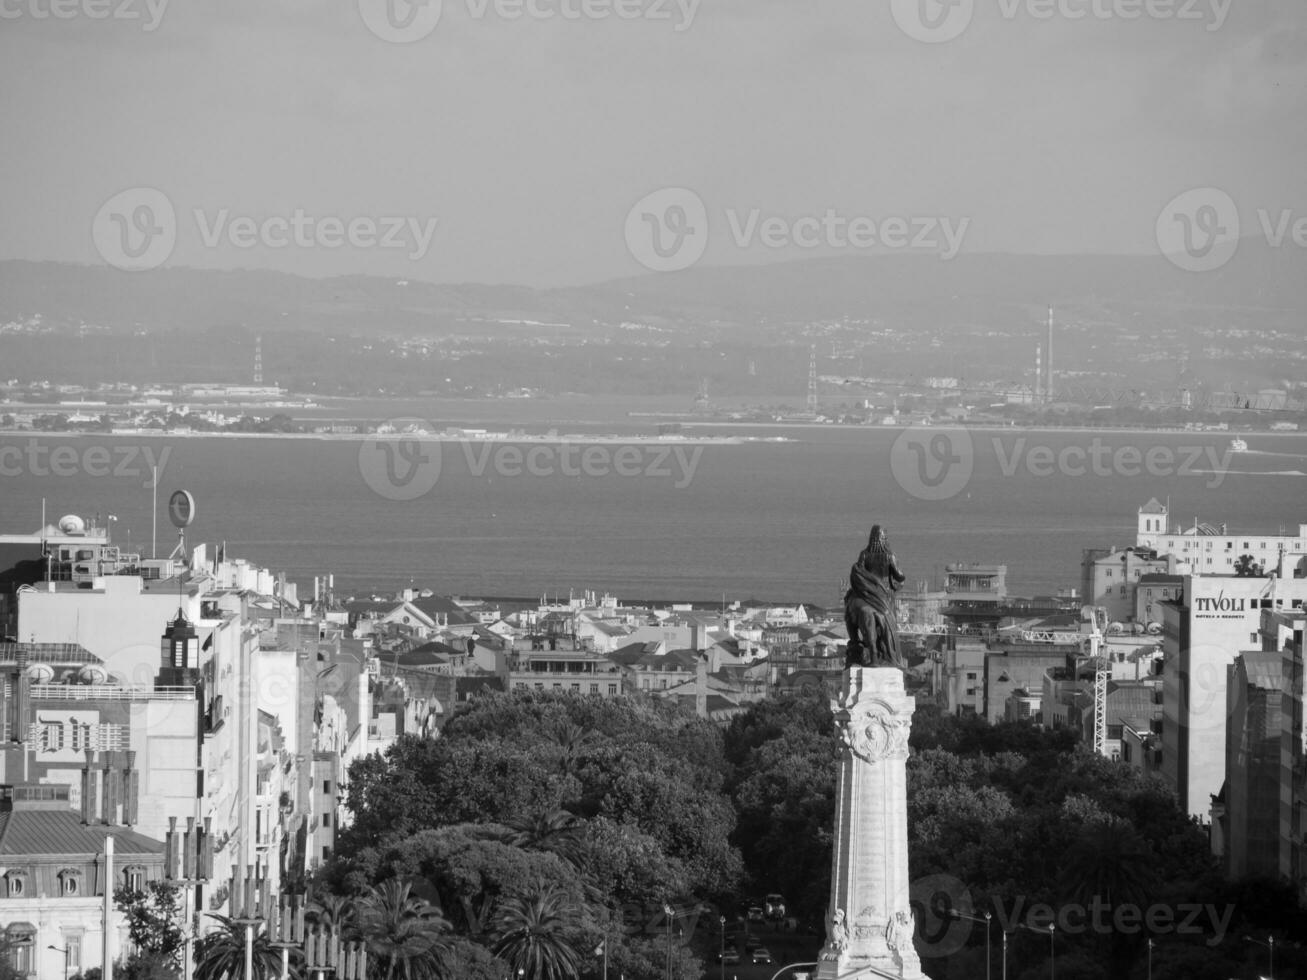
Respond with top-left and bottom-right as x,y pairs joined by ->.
83,688 -> 1307,980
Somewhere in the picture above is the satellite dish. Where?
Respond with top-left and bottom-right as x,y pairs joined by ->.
168,490 -> 196,529
58,515 -> 86,535
26,663 -> 54,684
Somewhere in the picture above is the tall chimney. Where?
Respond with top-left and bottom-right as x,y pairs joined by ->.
122,750 -> 137,826
82,750 -> 96,825
101,754 -> 116,825
1047,304 -> 1054,402
13,648 -> 28,745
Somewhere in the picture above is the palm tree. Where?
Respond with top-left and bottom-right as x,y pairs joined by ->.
503,810 -> 585,863
491,884 -> 584,980
1059,818 -> 1159,911
546,720 -> 600,776
193,915 -> 289,980
306,893 -> 357,937
354,879 -> 450,980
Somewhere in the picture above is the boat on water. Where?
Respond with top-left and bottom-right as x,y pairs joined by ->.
1230,438 -> 1249,453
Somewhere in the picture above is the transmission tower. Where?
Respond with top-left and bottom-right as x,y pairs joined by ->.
807,347 -> 818,414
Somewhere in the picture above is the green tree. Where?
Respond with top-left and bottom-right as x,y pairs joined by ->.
354,879 -> 451,980
194,916 -> 290,980
491,884 -> 584,980
115,881 -> 187,965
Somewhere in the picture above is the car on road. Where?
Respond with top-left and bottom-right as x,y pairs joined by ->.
747,905 -> 764,922
764,893 -> 786,919
752,947 -> 773,964
718,947 -> 740,965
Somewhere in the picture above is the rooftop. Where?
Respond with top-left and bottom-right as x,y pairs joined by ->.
0,786 -> 164,857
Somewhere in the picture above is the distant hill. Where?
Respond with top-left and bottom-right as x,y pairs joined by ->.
1,240 -> 1303,395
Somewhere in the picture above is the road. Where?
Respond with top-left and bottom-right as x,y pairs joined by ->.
707,922 -> 823,980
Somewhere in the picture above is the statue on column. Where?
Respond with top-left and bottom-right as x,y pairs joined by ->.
843,524 -> 907,670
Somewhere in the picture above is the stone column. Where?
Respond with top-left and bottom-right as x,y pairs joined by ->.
816,667 -> 922,980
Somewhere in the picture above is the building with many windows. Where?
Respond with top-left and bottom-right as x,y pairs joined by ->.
0,783 -> 165,980
1159,574 -> 1307,820
1136,498 -> 1307,578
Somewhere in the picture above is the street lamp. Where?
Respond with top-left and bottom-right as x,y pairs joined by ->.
1002,922 -> 1054,980
1146,938 -> 1152,980
948,909 -> 992,980
48,945 -> 69,980
1245,935 -> 1275,979
719,915 -> 726,980
664,904 -> 674,980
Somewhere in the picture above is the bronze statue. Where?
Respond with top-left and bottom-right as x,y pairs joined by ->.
843,524 -> 906,669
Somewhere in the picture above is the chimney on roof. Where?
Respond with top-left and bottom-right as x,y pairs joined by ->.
101,753 -> 116,825
82,749 -> 97,825
122,750 -> 137,826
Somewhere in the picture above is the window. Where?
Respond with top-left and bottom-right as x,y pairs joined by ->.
589,683 -> 599,694
65,936 -> 82,971
59,869 -> 81,896
5,872 -> 26,897
322,812 -> 331,828
966,672 -> 977,680
607,684 -> 617,695
322,780 -> 331,794
5,925 -> 33,976
125,866 -> 145,891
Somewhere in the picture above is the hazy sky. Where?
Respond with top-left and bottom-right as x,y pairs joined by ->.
0,0 -> 1303,286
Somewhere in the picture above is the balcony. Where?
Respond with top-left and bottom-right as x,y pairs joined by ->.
30,684 -> 196,701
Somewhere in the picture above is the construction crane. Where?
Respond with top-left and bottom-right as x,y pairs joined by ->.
1077,605 -> 1110,756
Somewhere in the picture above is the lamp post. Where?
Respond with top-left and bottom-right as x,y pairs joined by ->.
719,915 -> 726,980
1146,938 -> 1152,980
1245,935 -> 1275,979
663,904 -> 674,980
1003,922 -> 1054,980
47,944 -> 69,980
948,909 -> 992,980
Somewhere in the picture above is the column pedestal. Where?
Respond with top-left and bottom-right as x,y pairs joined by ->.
815,668 -> 923,980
